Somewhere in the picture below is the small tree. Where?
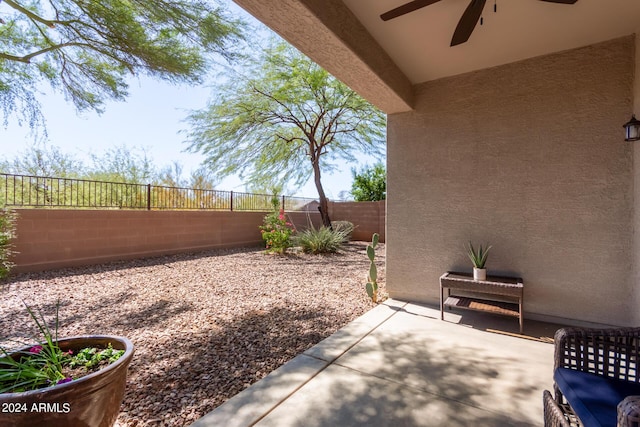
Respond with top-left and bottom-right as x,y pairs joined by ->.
351,163 -> 386,202
185,40 -> 386,227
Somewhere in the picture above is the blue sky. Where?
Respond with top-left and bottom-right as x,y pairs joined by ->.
1,1 -> 383,200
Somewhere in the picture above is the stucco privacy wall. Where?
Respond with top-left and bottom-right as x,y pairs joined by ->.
12,209 -> 267,273
330,200 -> 385,243
387,36 -> 635,326
10,202 -> 385,273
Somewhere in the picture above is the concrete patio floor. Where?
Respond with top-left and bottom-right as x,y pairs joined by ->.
192,299 -> 562,427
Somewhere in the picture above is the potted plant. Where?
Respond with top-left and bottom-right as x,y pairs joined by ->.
0,302 -> 134,427
466,242 -> 492,281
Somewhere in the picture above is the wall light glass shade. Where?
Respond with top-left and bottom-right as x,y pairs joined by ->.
623,115 -> 640,141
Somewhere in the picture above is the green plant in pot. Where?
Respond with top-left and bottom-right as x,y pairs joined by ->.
0,302 -> 134,427
466,242 -> 492,281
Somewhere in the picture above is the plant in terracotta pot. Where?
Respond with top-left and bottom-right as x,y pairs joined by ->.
466,242 -> 492,281
0,302 -> 134,427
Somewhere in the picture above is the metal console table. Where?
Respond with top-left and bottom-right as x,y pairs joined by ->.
440,271 -> 524,333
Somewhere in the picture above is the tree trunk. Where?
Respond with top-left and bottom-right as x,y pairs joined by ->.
312,160 -> 331,228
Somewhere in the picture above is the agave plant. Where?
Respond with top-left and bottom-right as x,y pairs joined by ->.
466,242 -> 492,269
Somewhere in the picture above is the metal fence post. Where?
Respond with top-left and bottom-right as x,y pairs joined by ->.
147,184 -> 151,210
281,195 -> 285,211
230,191 -> 234,211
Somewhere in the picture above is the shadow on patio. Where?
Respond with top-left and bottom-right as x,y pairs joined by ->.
193,300 -> 561,427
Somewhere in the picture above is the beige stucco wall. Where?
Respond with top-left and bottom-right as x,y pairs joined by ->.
10,203 -> 386,274
634,32 -> 640,326
387,37 -> 636,326
11,209 -> 267,273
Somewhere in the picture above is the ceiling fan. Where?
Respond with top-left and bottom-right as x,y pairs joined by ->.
380,0 -> 578,47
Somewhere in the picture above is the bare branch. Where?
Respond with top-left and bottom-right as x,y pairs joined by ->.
1,42 -> 95,63
252,85 -> 305,130
0,52 -> 29,63
275,135 -> 306,145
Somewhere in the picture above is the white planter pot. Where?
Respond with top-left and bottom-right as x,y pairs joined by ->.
473,268 -> 486,281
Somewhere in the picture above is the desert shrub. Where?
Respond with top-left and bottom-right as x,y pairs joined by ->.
0,209 -> 17,279
259,209 -> 294,254
331,221 -> 354,240
293,225 -> 350,254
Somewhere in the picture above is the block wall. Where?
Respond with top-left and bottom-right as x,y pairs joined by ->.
9,202 -> 386,273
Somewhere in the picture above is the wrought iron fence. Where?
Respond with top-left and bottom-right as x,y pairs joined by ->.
0,173 -> 319,212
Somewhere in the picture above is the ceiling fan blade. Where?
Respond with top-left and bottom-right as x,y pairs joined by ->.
380,0 -> 443,21
450,0 -> 486,47
538,0 -> 578,4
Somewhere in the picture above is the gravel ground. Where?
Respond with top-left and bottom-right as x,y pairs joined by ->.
0,242 -> 385,426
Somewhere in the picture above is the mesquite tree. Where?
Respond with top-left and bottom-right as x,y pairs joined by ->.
0,0 -> 243,128
184,41 -> 386,227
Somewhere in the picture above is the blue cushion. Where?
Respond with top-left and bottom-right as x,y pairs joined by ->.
554,367 -> 640,427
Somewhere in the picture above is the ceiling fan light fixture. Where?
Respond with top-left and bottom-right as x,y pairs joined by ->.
380,0 -> 579,47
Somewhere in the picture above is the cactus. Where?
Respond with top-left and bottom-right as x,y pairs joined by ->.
365,233 -> 380,303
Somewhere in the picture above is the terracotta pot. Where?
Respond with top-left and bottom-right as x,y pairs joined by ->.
0,335 -> 134,427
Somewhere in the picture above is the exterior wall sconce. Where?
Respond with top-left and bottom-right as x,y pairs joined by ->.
623,115 -> 640,141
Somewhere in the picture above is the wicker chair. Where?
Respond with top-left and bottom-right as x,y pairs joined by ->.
543,327 -> 640,427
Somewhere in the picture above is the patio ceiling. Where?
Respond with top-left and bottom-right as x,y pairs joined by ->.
232,0 -> 640,114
